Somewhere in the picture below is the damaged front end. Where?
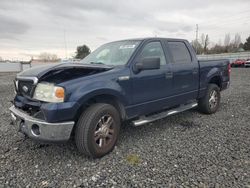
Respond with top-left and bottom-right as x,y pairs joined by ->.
10,63 -> 113,142
9,105 -> 74,142
38,64 -> 113,84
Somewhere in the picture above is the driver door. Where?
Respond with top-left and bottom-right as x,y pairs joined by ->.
130,40 -> 173,116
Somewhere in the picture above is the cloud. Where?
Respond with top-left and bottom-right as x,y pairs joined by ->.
0,0 -> 249,60
0,15 -> 30,39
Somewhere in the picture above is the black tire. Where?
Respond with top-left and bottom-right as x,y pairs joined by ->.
75,103 -> 121,158
198,84 -> 221,114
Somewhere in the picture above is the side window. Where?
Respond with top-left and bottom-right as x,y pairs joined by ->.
139,42 -> 166,65
168,42 -> 192,64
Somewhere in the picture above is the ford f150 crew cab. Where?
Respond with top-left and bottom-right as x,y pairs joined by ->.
10,38 -> 230,158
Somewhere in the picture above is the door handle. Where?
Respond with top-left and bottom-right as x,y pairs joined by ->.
192,68 -> 198,74
165,71 -> 173,79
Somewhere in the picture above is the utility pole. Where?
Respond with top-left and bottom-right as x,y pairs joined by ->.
195,24 -> 199,53
63,29 -> 68,59
196,24 -> 199,42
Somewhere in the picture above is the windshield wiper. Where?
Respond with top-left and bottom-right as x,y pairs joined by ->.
90,62 -> 105,65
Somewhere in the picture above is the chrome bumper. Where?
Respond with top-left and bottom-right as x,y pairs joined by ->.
9,105 -> 75,142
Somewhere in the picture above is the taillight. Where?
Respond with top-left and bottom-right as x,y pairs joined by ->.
228,63 -> 231,75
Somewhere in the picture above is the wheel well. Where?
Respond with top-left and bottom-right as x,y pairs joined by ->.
74,94 -> 126,123
209,76 -> 222,89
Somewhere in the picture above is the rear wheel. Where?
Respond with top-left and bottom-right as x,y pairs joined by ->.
198,84 -> 221,114
75,103 -> 121,158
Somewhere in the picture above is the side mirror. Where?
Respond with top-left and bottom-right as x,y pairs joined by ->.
134,57 -> 160,73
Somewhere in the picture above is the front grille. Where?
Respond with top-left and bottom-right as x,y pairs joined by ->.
16,80 -> 36,98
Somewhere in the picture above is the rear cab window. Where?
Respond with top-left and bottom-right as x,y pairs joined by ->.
168,41 -> 192,64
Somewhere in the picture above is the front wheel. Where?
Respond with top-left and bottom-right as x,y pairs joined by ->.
75,103 -> 121,158
198,84 -> 221,114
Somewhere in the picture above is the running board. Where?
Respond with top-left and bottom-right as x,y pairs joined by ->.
132,102 -> 198,126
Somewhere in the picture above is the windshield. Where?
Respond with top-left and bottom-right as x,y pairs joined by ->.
80,40 -> 141,66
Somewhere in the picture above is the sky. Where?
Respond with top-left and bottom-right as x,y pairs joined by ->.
0,0 -> 250,60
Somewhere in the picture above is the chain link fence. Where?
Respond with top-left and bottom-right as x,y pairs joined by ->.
0,62 -> 60,72
1,52 -> 250,72
197,51 -> 250,63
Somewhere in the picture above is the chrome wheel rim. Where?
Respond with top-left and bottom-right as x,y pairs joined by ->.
94,115 -> 114,148
209,90 -> 218,109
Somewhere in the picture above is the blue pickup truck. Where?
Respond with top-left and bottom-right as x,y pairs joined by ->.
10,38 -> 230,158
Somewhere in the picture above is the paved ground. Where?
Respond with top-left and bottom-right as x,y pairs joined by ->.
0,69 -> 249,187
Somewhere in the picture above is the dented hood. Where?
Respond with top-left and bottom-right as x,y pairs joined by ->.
17,63 -> 113,83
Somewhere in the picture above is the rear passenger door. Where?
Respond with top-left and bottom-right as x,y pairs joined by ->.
165,40 -> 199,104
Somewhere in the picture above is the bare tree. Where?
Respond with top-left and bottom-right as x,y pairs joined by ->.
218,39 -> 222,46
224,33 -> 231,47
201,33 -> 205,48
191,39 -> 203,54
224,33 -> 231,52
199,33 -> 209,54
204,34 -> 209,54
233,33 -> 241,48
38,52 -> 59,62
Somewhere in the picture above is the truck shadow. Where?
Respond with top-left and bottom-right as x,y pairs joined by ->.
15,109 -> 202,160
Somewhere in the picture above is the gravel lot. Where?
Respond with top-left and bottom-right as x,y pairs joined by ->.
0,69 -> 249,187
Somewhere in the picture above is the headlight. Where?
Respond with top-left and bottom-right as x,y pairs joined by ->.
33,83 -> 65,103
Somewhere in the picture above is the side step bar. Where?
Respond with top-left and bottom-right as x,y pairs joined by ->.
132,102 -> 198,126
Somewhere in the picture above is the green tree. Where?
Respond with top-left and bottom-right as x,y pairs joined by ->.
239,43 -> 244,49
243,36 -> 250,51
75,45 -> 91,59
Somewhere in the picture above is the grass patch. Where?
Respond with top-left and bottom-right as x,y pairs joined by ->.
126,154 -> 140,165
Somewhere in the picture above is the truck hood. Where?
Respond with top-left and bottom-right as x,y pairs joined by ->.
17,63 -> 114,84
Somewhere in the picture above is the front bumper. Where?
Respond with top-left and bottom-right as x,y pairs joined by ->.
9,105 -> 75,142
